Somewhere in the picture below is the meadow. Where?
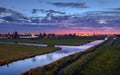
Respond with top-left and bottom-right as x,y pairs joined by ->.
0,36 -> 103,46
0,37 -> 98,66
0,44 -> 60,65
62,38 -> 120,75
21,37 -> 120,75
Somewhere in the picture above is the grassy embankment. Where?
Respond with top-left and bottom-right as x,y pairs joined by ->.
0,44 -> 60,66
21,39 -> 105,75
0,37 -> 97,66
0,37 -> 101,46
21,38 -> 120,75
63,38 -> 120,75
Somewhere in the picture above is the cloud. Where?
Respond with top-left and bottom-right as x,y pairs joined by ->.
48,2 -> 88,9
0,7 -> 6,13
111,8 -> 120,11
32,9 -> 66,18
32,9 -> 65,14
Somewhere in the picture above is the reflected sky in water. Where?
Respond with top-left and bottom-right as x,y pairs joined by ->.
0,40 -> 104,75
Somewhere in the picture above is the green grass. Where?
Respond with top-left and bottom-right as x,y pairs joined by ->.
21,38 -> 120,75
0,44 -> 60,65
21,39 -> 104,75
0,37 -> 99,66
0,37 -> 99,46
63,38 -> 120,75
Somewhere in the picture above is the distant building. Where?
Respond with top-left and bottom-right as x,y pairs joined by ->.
20,34 -> 38,39
13,32 -> 19,39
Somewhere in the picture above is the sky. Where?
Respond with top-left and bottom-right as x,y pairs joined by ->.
0,0 -> 120,16
0,0 -> 120,34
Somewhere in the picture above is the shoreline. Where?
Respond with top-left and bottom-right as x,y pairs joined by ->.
0,44 -> 61,66
21,40 -> 105,75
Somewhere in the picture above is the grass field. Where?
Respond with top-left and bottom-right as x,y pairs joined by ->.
0,37 -> 101,46
21,37 -> 120,75
62,38 -> 120,75
0,37 -> 99,66
0,44 -> 60,65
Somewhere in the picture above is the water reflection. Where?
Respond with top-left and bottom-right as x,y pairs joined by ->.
0,42 -> 47,47
0,40 -> 104,75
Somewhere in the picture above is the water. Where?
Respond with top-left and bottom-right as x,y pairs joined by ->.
0,40 -> 104,75
0,42 -> 47,47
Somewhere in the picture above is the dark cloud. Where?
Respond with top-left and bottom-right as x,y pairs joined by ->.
32,9 -> 66,18
48,2 -> 88,9
0,7 -> 6,13
32,9 -> 65,14
111,8 -> 120,11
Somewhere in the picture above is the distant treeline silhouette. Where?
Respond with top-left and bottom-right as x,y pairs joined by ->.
0,32 -> 119,39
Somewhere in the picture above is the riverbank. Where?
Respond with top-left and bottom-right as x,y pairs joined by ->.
0,37 -> 96,66
0,37 -> 101,46
0,37 -> 105,75
0,44 -> 60,66
21,38 -> 120,75
62,38 -> 120,75
21,40 -> 105,75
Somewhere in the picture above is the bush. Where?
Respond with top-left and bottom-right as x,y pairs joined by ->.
47,44 -> 55,47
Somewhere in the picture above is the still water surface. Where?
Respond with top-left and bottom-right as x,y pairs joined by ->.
0,40 -> 104,75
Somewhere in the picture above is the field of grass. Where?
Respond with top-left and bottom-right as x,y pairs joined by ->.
21,39 -> 104,75
62,39 -> 120,75
63,38 -> 120,75
0,36 -> 103,46
21,37 -> 120,75
0,37 -> 101,66
0,44 -> 60,65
